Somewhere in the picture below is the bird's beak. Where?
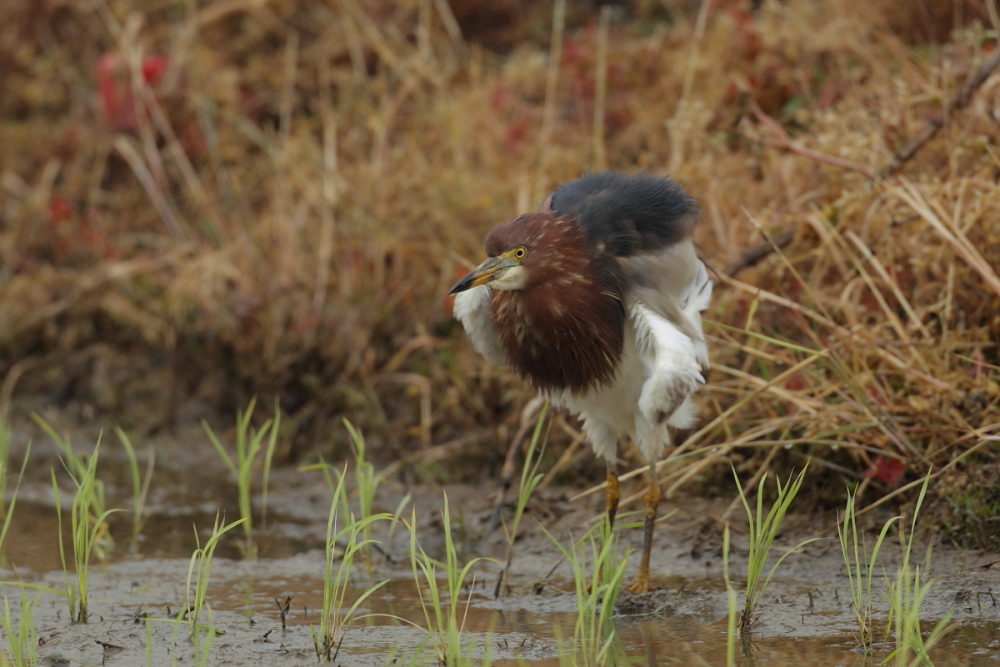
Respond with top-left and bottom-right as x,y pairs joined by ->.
449,256 -> 515,294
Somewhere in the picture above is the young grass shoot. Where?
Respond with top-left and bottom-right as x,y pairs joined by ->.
0,421 -> 9,521
885,472 -> 956,666
544,518 -> 630,667
0,592 -> 37,667
0,443 -> 29,556
50,435 -> 121,623
182,513 -> 245,663
733,465 -> 817,635
116,427 -> 154,544
203,398 -> 280,558
837,483 -> 899,650
408,494 -> 499,666
342,419 -> 388,566
311,461 -> 391,661
722,524 -> 738,667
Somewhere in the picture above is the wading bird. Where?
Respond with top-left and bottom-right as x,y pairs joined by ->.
450,171 -> 711,593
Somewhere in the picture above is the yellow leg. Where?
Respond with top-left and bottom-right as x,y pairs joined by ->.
626,463 -> 660,594
605,461 -> 621,529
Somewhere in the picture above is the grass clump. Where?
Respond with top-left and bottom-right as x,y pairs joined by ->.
50,434 -> 120,623
35,416 -> 114,562
116,427 -> 154,544
732,465 -> 817,635
305,419 -> 405,570
885,472 -> 956,667
407,494 -> 499,666
0,592 -> 37,667
544,518 -> 629,667
341,419 -> 400,567
837,484 -> 899,650
203,398 -> 280,558
181,514 -> 245,664
311,461 -> 391,662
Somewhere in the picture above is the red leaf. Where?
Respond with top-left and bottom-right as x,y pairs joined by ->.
47,197 -> 72,223
783,373 -> 805,391
864,456 -> 905,486
503,116 -> 530,154
96,53 -> 125,126
96,52 -> 168,130
141,55 -> 169,84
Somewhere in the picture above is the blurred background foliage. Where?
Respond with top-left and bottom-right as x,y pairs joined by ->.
0,0 -> 998,533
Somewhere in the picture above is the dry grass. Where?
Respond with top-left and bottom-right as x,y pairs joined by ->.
0,0 -> 998,520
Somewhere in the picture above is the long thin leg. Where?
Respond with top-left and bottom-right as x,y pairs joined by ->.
605,459 -> 621,529
626,462 -> 660,594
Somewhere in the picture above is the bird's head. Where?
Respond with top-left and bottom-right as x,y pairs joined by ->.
449,213 -> 588,295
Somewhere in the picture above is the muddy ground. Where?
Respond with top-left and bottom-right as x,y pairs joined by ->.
2,420 -> 1000,666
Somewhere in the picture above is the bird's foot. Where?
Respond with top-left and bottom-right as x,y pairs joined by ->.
624,572 -> 651,595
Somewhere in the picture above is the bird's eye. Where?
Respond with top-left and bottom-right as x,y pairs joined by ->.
513,246 -> 527,260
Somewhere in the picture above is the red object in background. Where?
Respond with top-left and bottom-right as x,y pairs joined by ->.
490,81 -> 509,111
783,373 -> 805,391
47,197 -> 72,224
140,55 -> 168,85
864,455 -> 905,486
46,196 -> 74,261
46,196 -> 115,261
561,37 -> 584,67
96,52 -> 169,131
503,116 -> 530,154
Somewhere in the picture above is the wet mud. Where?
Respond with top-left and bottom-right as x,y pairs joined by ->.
2,424 -> 1000,666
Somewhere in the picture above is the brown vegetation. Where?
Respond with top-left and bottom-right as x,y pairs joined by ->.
1,0 -> 998,527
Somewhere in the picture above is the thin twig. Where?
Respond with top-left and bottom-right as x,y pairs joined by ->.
724,229 -> 794,277
879,47 -> 1000,178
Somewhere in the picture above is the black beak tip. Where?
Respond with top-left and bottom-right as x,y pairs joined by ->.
449,273 -> 474,295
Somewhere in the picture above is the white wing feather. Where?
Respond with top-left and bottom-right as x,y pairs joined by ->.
453,285 -> 508,366
680,259 -> 712,370
631,302 -> 704,429
630,258 -> 712,433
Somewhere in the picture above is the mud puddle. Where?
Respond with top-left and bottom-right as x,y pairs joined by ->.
2,423 -> 1000,665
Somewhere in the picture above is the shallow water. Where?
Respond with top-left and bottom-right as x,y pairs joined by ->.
2,429 -> 1000,666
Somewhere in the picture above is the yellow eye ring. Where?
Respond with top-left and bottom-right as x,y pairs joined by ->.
513,246 -> 526,260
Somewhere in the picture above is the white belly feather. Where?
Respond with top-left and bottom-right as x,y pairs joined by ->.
547,301 -> 703,463
549,259 -> 711,464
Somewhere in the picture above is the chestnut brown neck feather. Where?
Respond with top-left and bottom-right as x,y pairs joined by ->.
487,214 -> 625,393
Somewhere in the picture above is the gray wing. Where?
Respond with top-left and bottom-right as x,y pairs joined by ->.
544,171 -> 698,257
452,285 -> 508,366
545,169 -> 710,369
